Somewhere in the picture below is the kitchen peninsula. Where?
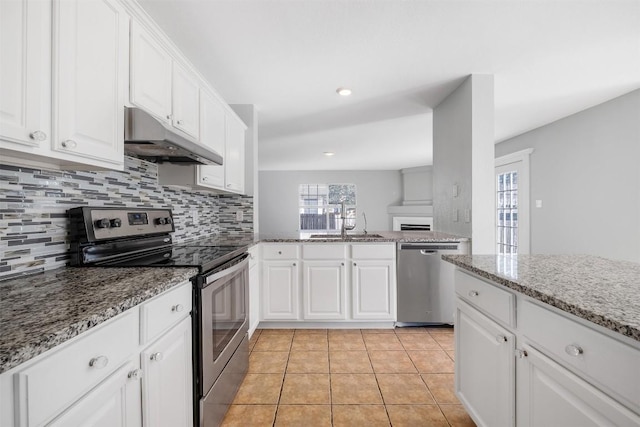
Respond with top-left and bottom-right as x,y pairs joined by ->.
443,254 -> 640,426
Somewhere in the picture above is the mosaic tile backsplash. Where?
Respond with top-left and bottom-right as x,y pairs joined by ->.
0,156 -> 253,280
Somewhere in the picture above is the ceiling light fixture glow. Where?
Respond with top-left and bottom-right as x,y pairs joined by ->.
336,87 -> 352,96
323,151 -> 335,156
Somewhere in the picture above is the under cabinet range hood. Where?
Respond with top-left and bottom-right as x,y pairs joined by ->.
123,107 -> 223,165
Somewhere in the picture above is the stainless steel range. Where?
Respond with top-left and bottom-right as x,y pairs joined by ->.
68,206 -> 249,427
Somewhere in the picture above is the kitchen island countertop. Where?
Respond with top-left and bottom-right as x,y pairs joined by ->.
0,266 -> 198,374
443,254 -> 640,342
257,230 -> 468,243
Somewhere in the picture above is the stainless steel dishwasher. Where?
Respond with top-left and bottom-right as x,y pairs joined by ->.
396,242 -> 464,325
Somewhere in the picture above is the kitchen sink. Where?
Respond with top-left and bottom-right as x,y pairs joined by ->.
308,233 -> 385,240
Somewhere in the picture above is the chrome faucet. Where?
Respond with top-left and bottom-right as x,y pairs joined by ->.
362,212 -> 368,234
340,200 -> 356,239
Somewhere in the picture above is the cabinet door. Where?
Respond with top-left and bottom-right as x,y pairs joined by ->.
248,249 -> 260,333
197,90 -> 226,188
53,0 -> 127,167
262,261 -> 299,320
141,317 -> 193,427
130,21 -> 172,123
48,361 -> 142,427
224,115 -> 245,193
516,344 -> 640,427
172,62 -> 199,138
351,260 -> 396,320
0,0 -> 50,149
302,260 -> 346,320
455,299 -> 515,427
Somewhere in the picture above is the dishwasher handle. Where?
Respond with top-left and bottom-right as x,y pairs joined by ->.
420,250 -> 438,255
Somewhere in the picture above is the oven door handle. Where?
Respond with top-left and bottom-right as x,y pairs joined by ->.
204,253 -> 250,286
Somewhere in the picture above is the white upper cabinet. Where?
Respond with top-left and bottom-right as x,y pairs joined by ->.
53,0 -> 128,166
197,90 -> 226,188
130,21 -> 172,123
171,62 -> 199,138
0,0 -> 51,150
224,114 -> 246,193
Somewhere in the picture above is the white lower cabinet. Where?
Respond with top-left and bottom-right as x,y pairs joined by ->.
351,260 -> 395,320
302,260 -> 346,320
259,243 -> 396,324
262,261 -> 300,320
248,246 -> 260,335
141,316 -> 192,427
455,299 -> 515,427
516,344 -> 640,427
454,269 -> 640,427
0,281 -> 193,427
49,360 -> 142,427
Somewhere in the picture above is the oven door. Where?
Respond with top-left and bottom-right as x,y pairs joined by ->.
199,253 -> 249,396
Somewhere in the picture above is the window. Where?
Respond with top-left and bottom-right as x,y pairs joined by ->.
299,184 -> 357,234
495,148 -> 533,255
496,169 -> 518,254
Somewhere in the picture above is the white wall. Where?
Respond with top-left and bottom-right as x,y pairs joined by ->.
496,89 -> 640,262
433,75 -> 495,253
259,170 -> 402,234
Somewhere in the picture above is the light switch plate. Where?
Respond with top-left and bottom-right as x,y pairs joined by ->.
236,210 -> 243,221
535,200 -> 543,208
464,209 -> 471,223
452,209 -> 459,222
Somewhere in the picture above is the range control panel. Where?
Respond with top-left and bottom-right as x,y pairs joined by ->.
87,208 -> 175,240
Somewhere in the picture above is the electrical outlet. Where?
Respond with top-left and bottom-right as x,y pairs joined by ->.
191,210 -> 198,222
452,184 -> 459,198
464,208 -> 471,223
452,209 -> 459,222
535,200 -> 543,208
236,210 -> 243,222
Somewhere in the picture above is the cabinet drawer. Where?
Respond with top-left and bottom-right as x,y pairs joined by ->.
140,281 -> 192,344
15,310 -> 138,427
351,243 -> 395,259
455,270 -> 515,327
262,244 -> 299,260
519,299 -> 640,411
302,244 -> 346,260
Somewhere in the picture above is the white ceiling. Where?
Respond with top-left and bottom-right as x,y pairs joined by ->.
137,0 -> 640,171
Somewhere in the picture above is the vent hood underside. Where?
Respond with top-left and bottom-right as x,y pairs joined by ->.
124,107 -> 223,165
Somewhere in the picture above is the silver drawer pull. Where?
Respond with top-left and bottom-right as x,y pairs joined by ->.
496,334 -> 507,343
128,369 -> 143,380
468,290 -> 479,297
150,352 -> 163,362
177,119 -> 183,125
172,304 -> 184,313
515,349 -> 528,359
29,130 -> 47,141
565,344 -> 584,357
89,356 -> 109,369
61,140 -> 77,149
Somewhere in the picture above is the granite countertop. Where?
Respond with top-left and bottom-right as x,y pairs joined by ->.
258,230 -> 467,243
0,266 -> 198,374
443,254 -> 640,342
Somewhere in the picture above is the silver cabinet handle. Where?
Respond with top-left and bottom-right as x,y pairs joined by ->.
341,262 -> 344,266
128,369 -> 143,380
61,140 -> 77,149
177,119 -> 183,125
292,262 -> 296,266
353,262 -> 357,266
89,356 -> 109,369
226,184 -> 232,187
166,114 -> 172,120
515,349 -> 528,359
496,334 -> 507,343
150,352 -> 163,362
29,130 -> 47,141
565,344 -> 584,357
172,304 -> 184,313
202,176 -> 209,181
468,290 -> 479,297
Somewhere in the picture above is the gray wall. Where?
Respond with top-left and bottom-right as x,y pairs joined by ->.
496,89 -> 640,262
258,170 -> 402,234
433,75 -> 495,253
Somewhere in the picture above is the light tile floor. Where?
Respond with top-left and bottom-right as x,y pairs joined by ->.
222,327 -> 476,427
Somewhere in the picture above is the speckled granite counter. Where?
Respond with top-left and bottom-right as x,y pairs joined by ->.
258,230 -> 467,243
0,266 -> 198,374
443,254 -> 640,342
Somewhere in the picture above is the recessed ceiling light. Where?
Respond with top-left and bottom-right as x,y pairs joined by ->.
336,87 -> 352,96
324,151 -> 335,156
